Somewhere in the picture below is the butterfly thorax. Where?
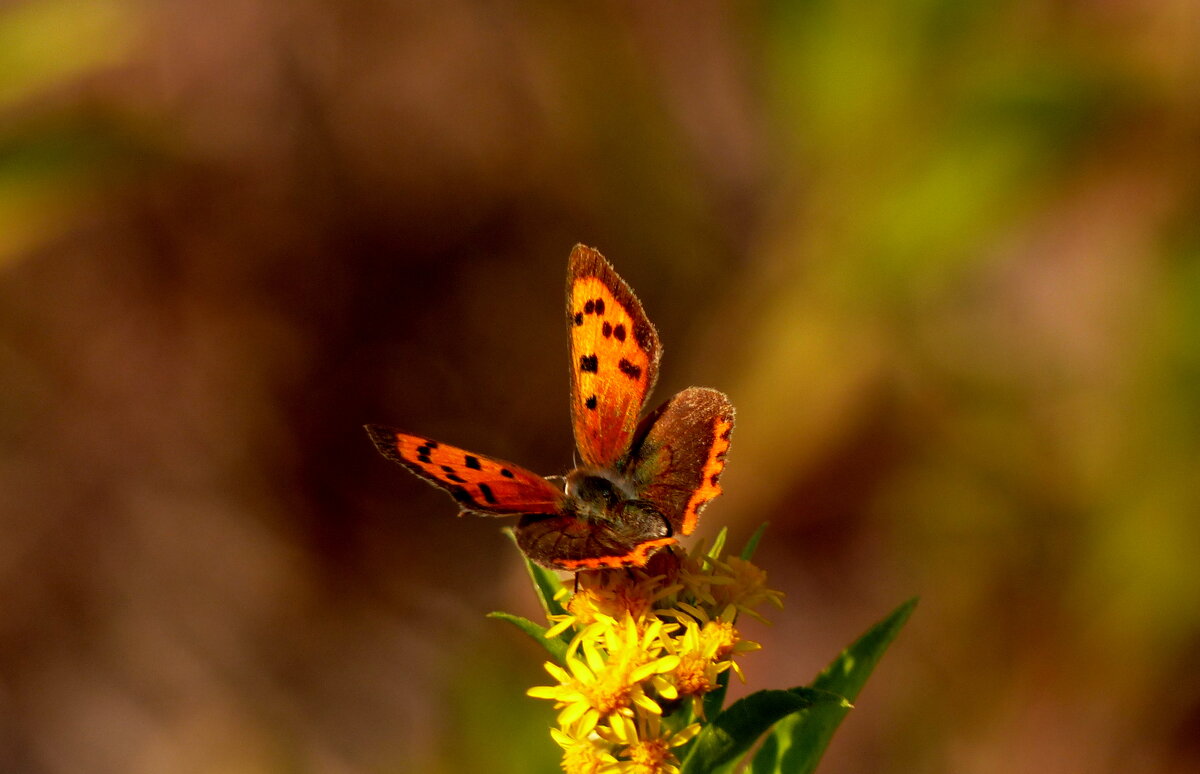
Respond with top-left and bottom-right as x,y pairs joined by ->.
562,467 -> 664,530
563,466 -> 634,515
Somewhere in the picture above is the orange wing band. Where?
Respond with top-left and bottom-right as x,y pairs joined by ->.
679,415 -> 733,535
553,537 -> 678,570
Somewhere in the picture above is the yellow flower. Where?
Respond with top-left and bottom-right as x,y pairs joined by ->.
544,566 -> 684,640
651,617 -> 739,718
655,538 -> 784,626
601,713 -> 700,774
701,619 -> 739,660
672,620 -> 724,695
529,615 -> 680,736
626,737 -> 674,774
709,555 -> 785,623
551,727 -> 619,774
526,532 -> 783,765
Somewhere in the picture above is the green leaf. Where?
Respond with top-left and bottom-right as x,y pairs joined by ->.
740,522 -> 769,561
504,528 -> 568,618
750,597 -> 918,774
707,526 -> 729,562
680,688 -> 849,774
486,611 -> 568,664
701,664 -> 732,723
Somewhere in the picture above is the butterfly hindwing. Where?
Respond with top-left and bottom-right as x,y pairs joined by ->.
627,387 -> 734,536
365,425 -> 564,515
567,244 -> 662,468
515,512 -> 676,571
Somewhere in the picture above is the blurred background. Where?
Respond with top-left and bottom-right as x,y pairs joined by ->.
2,0 -> 1198,771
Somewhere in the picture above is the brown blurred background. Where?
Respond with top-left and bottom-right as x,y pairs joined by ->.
2,1 -> 1199,772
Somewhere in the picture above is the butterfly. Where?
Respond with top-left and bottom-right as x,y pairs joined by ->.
366,244 -> 733,571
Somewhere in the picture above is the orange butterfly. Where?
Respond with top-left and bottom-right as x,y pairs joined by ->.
366,245 -> 733,570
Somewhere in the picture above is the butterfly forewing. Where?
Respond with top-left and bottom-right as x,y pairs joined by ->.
567,245 -> 662,468
627,387 -> 734,536
365,425 -> 564,515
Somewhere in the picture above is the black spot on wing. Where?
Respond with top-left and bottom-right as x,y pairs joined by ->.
632,319 -> 655,353
602,321 -> 612,338
585,395 -> 597,410
417,453 -> 432,464
618,358 -> 642,380
478,483 -> 497,505
584,299 -> 595,314
594,298 -> 605,314
580,354 -> 599,373
464,455 -> 482,470
614,324 -> 626,342
500,468 -> 514,478
574,312 -> 584,326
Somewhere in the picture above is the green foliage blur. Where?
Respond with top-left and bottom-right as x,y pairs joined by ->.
1,1 -> 1198,773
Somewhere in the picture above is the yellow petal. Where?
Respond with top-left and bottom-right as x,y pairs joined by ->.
738,608 -> 771,624
653,677 -> 678,701
545,662 -> 573,683
567,655 -> 594,684
651,654 -> 681,673
633,692 -> 663,715
582,639 -> 606,675
609,712 -> 636,744
652,583 -> 684,600
670,723 -> 702,747
545,618 -> 576,639
559,700 -> 589,727
641,619 -> 663,645
577,708 -> 600,737
629,664 -> 654,684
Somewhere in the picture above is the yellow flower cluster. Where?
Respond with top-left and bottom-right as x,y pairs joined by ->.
527,537 -> 784,774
